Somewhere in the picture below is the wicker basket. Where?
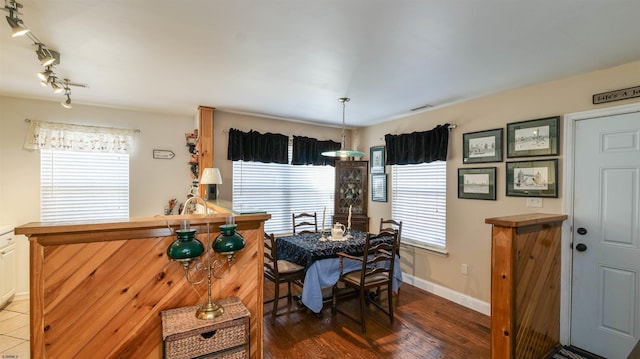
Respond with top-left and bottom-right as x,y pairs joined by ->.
194,345 -> 246,359
162,297 -> 250,359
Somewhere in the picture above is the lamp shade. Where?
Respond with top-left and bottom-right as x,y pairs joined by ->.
166,228 -> 204,260
200,168 -> 222,185
213,224 -> 245,254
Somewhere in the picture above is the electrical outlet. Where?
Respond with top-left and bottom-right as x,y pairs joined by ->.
526,198 -> 543,208
461,264 -> 468,275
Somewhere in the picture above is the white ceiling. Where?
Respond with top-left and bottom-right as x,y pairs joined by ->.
2,1 -> 640,127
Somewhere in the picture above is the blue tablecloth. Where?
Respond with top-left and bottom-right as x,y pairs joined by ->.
276,231 -> 403,313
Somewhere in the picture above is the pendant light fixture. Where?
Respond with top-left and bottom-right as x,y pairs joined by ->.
321,97 -> 365,158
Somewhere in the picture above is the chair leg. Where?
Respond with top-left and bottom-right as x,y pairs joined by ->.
272,281 -> 280,325
388,283 -> 394,325
360,289 -> 367,334
287,282 -> 292,303
331,285 -> 337,315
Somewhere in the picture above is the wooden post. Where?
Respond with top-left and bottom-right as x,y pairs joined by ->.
485,213 -> 567,359
198,105 -> 215,198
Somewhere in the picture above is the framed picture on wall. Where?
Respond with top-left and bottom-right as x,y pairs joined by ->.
506,116 -> 560,158
371,174 -> 387,202
506,159 -> 558,197
462,128 -> 503,164
458,167 -> 497,200
370,146 -> 385,173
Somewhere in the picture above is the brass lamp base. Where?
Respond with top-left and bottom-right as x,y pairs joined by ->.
196,300 -> 224,320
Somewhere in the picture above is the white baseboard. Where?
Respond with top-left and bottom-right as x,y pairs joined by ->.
402,273 -> 491,316
13,292 -> 29,301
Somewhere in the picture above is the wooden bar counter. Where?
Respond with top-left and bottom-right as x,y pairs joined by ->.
15,211 -> 269,359
485,213 -> 567,359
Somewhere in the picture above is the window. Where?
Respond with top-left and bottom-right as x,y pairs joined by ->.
41,150 -> 129,222
232,147 -> 335,234
391,161 -> 447,251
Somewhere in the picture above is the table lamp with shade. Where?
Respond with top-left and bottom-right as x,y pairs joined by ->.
200,167 -> 222,200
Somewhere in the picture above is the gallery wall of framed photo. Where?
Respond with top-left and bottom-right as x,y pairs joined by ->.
459,116 -> 560,200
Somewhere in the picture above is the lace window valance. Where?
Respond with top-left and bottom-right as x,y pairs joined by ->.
24,120 -> 136,153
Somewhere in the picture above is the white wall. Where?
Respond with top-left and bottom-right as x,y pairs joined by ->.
0,96 -> 196,297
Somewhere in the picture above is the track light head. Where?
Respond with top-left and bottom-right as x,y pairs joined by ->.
51,81 -> 64,94
35,45 -> 60,66
37,66 -> 53,81
61,91 -> 72,109
6,14 -> 29,37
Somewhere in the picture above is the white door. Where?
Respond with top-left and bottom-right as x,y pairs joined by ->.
571,110 -> 640,358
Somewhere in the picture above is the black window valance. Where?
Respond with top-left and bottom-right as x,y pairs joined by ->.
384,124 -> 450,165
227,128 -> 288,164
291,136 -> 340,167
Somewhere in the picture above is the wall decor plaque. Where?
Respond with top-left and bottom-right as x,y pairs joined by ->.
593,85 -> 640,104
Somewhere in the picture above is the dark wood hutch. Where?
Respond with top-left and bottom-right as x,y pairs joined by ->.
333,160 -> 369,231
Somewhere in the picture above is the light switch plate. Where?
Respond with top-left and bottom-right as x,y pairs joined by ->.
526,198 -> 543,208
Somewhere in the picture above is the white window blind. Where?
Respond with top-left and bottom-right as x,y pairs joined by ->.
232,156 -> 334,235
41,149 -> 130,222
391,161 -> 447,249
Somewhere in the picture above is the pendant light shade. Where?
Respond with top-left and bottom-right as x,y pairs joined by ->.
321,97 -> 365,158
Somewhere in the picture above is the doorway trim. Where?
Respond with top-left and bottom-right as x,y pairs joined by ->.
561,101 -> 640,344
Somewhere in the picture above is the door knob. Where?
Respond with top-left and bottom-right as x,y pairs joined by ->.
575,243 -> 587,252
576,227 -> 587,235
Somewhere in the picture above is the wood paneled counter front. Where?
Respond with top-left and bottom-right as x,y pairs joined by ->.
15,212 -> 270,358
485,213 -> 567,359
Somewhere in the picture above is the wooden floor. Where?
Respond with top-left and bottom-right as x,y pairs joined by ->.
263,282 -> 490,358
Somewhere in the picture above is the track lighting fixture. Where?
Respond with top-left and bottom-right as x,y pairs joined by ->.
6,14 -> 27,37
61,87 -> 72,109
51,80 -> 64,94
3,0 -> 28,37
3,0 -> 86,108
35,44 -> 59,66
37,65 -> 52,82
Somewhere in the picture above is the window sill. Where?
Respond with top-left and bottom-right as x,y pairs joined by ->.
400,241 -> 449,257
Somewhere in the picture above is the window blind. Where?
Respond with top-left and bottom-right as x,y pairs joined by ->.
232,157 -> 335,235
41,149 -> 130,222
391,161 -> 447,249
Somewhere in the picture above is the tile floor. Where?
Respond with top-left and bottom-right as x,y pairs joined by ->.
0,299 -> 29,358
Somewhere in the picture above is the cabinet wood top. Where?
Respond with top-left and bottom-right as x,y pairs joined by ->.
485,213 -> 567,228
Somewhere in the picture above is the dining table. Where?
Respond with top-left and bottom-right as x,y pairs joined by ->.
276,230 -> 403,313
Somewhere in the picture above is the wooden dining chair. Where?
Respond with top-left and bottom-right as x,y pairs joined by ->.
379,218 -> 402,244
292,212 -> 318,235
379,218 -> 403,299
331,231 -> 399,333
263,232 -> 305,324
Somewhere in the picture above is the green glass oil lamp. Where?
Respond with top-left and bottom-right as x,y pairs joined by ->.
213,223 -> 246,256
166,221 -> 204,265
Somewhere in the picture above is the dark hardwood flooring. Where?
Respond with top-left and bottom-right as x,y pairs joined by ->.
263,282 -> 490,358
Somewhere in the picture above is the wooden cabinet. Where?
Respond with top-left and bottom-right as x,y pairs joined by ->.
485,213 -> 567,359
333,160 -> 369,232
0,227 -> 15,309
